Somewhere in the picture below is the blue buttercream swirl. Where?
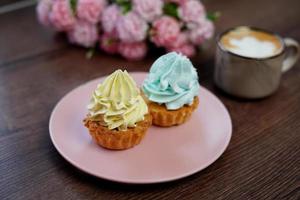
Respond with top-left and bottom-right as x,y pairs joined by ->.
142,52 -> 200,110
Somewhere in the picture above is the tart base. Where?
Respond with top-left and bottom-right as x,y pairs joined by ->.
146,97 -> 199,127
83,114 -> 152,150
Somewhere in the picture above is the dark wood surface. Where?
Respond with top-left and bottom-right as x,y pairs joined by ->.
1,0 -> 300,199
0,0 -> 23,7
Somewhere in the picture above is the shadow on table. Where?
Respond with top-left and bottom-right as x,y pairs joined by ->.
211,85 -> 276,103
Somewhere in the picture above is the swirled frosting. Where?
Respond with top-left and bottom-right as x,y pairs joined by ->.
87,70 -> 148,130
142,52 -> 200,110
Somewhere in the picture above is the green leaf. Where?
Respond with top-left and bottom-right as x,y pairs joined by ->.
115,0 -> 132,14
86,48 -> 95,59
115,0 -> 126,4
122,3 -> 132,14
70,0 -> 77,15
163,3 -> 179,19
207,11 -> 221,22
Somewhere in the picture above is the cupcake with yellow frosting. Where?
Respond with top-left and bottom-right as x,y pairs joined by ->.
142,52 -> 199,127
84,70 -> 152,150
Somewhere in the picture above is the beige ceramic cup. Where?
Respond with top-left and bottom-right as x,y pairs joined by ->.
214,26 -> 299,98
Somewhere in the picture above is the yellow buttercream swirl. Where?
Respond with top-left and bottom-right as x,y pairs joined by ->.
87,70 -> 148,130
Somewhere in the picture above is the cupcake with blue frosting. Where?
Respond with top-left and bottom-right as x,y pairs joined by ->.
142,52 -> 200,127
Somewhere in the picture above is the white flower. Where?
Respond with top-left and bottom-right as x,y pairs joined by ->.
132,0 -> 163,22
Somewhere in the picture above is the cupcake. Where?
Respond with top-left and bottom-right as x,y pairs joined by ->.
142,52 -> 200,127
84,70 -> 152,150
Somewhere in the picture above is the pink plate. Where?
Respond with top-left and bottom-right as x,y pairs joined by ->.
49,72 -> 232,184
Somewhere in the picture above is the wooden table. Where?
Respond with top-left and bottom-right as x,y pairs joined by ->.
1,0 -> 299,199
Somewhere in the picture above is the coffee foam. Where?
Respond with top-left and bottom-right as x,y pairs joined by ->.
220,27 -> 282,59
228,36 -> 276,58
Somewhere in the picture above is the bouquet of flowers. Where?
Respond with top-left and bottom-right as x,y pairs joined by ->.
37,0 -> 217,60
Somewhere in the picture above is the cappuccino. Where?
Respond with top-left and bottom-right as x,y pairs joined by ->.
220,27 -> 283,58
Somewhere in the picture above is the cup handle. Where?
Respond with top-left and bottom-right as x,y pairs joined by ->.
282,38 -> 300,72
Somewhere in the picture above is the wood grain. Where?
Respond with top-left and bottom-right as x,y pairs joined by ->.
0,0 -> 24,7
0,0 -> 300,199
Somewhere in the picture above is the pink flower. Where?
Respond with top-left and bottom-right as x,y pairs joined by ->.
132,0 -> 163,22
116,12 -> 148,43
178,0 -> 206,24
150,16 -> 180,47
100,33 -> 119,54
49,0 -> 76,31
101,5 -> 121,34
168,44 -> 196,57
67,21 -> 98,47
36,0 -> 52,26
77,0 -> 107,24
167,32 -> 188,48
189,20 -> 214,45
119,42 -> 147,60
